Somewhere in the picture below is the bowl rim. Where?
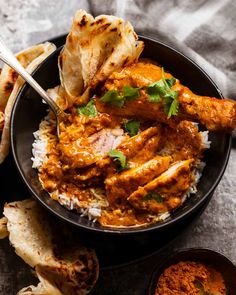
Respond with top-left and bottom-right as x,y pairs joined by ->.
10,35 -> 232,235
148,247 -> 236,295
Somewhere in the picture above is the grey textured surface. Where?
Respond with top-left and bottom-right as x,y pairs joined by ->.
0,1 -> 235,294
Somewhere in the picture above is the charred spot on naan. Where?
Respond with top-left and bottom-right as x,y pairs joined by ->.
3,70 -> 18,96
78,14 -> 88,27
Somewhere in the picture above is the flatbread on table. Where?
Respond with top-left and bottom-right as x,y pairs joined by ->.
0,42 -> 56,164
0,216 -> 8,239
0,199 -> 99,295
58,9 -> 144,106
17,274 -> 62,295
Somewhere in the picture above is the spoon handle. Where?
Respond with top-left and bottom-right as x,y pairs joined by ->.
0,37 -> 62,116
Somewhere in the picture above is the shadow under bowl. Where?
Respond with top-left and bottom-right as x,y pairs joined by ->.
10,36 -> 231,235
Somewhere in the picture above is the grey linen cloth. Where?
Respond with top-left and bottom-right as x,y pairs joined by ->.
0,1 -> 235,294
2,0 -> 235,98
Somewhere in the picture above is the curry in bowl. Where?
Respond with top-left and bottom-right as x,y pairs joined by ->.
31,10 -> 236,228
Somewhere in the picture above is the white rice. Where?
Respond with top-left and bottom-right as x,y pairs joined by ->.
31,114 -> 55,169
31,117 -> 211,224
200,130 -> 211,149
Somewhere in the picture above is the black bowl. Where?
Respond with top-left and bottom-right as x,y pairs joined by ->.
10,36 -> 231,235
148,248 -> 236,294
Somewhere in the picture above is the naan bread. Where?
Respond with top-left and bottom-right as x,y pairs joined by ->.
0,216 -> 8,239
0,42 -> 56,164
59,9 -> 144,106
17,274 -> 62,295
1,199 -> 99,295
46,85 -> 68,110
0,110 -> 4,132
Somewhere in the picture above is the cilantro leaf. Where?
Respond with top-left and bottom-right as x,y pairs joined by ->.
146,71 -> 172,103
108,149 -> 128,172
165,77 -> 176,88
167,97 -> 179,118
147,93 -> 161,102
146,68 -> 179,118
147,85 -> 161,103
163,96 -> 173,115
161,67 -> 169,89
163,91 -> 179,118
160,67 -> 176,91
100,86 -> 140,108
124,119 -> 140,137
147,80 -> 167,102
123,86 -> 140,100
100,90 -> 125,107
143,192 -> 164,203
77,99 -> 97,117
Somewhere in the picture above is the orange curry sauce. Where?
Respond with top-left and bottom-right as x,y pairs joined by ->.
38,62 -> 207,227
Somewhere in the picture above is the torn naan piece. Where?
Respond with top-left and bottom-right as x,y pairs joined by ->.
0,42 -> 56,164
17,273 -> 62,295
59,9 -> 144,106
0,216 -> 8,239
1,199 -> 99,295
46,85 -> 68,110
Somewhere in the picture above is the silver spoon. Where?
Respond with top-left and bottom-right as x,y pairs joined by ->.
0,37 -> 67,136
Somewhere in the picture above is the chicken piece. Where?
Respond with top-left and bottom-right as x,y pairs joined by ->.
88,128 -> 124,155
118,125 -> 162,160
96,94 -> 180,128
58,140 -> 96,169
58,113 -> 125,169
102,125 -> 163,179
105,155 -> 171,208
130,128 -> 164,165
59,112 -> 115,140
70,165 -> 103,182
178,86 -> 236,132
159,121 -> 208,162
69,125 -> 162,184
128,159 -> 194,214
96,62 -> 236,132
104,61 -> 167,89
58,129 -> 125,170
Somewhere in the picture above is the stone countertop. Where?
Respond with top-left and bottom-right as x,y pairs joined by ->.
0,1 -> 235,294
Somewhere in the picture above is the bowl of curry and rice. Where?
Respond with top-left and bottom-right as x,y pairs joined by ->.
10,10 -> 233,234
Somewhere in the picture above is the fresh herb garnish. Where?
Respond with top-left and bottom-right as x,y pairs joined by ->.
143,192 -> 164,203
100,90 -> 125,107
100,86 -> 140,107
147,67 -> 179,118
124,119 -> 140,137
147,79 -> 166,102
163,91 -> 179,118
77,99 -> 97,117
108,149 -> 128,172
146,86 -> 161,102
100,68 -> 179,118
165,77 -> 177,88
122,86 -> 140,100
